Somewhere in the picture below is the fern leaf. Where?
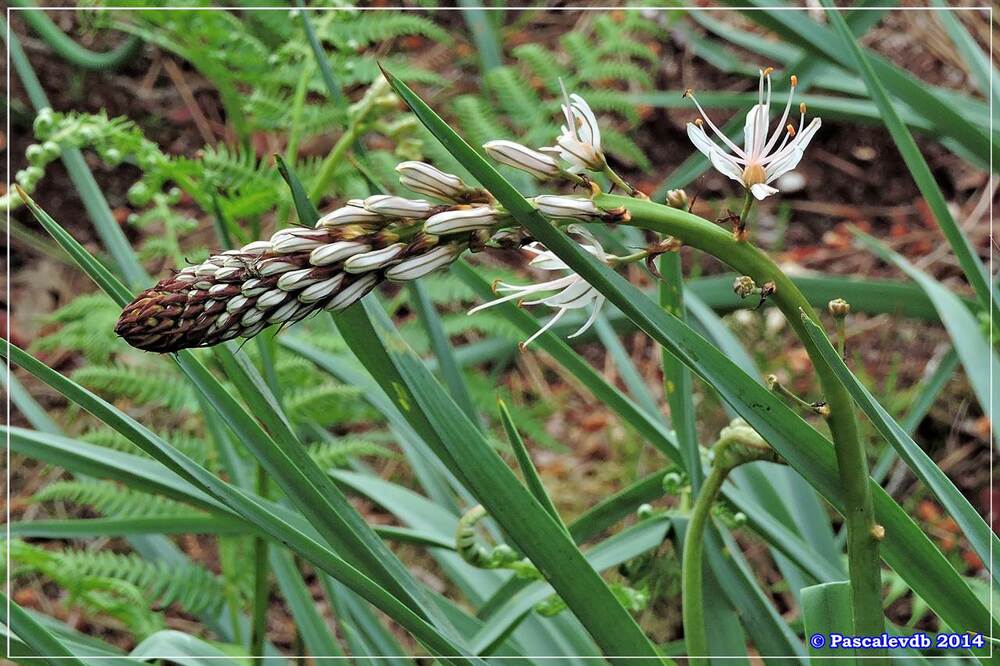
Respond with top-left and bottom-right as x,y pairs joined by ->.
71,365 -> 194,410
33,480 -> 205,518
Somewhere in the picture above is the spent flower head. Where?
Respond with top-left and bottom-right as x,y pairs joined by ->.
685,68 -> 821,200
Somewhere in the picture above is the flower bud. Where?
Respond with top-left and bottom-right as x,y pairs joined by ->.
316,203 -> 384,228
240,240 -> 273,256
532,195 -> 603,220
363,194 -> 435,219
733,275 -> 757,298
424,206 -> 507,235
270,228 -> 330,253
828,298 -> 850,318
325,274 -> 379,311
343,243 -> 407,273
483,140 -> 562,180
384,244 -> 466,281
666,189 -> 689,209
309,241 -> 371,266
395,161 -> 469,202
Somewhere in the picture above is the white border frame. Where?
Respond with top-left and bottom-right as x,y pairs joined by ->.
4,3 -> 995,661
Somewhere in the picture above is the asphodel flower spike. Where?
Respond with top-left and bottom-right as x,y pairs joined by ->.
685,68 -> 821,200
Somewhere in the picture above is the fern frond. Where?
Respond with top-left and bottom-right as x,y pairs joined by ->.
318,12 -> 449,49
511,44 -> 570,93
33,480 -> 205,518
71,365 -> 193,410
580,61 -> 653,89
485,67 -> 546,131
308,437 -> 398,470
33,294 -> 122,364
453,96 -> 509,152
10,540 -> 228,618
602,129 -> 652,171
285,384 -> 375,427
79,427 -> 213,465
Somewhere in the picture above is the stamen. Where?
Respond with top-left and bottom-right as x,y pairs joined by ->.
686,93 -> 747,158
683,88 -> 694,98
786,124 -> 796,137
763,66 -> 774,76
790,74 -> 798,87
695,118 -> 704,127
800,102 -> 807,114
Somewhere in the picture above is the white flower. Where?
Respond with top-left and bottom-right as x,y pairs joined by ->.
395,161 -> 469,202
483,140 -> 563,180
468,229 -> 607,349
541,83 -> 605,172
270,228 -> 330,253
363,194 -> 435,219
423,206 -> 507,235
685,68 -> 821,200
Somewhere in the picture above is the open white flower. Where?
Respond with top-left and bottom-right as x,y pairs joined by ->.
685,68 -> 821,200
468,228 -> 607,349
541,83 -> 606,173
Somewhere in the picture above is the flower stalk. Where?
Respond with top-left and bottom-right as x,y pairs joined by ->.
599,193 -> 886,658
682,420 -> 782,665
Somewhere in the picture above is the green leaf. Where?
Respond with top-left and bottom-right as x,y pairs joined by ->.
802,581 -> 856,666
0,592 -> 88,666
498,399 -> 567,534
335,299 -> 661,658
2,346 -> 479,663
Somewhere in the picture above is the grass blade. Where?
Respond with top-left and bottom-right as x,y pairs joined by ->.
410,281 -> 480,425
336,300 -> 662,658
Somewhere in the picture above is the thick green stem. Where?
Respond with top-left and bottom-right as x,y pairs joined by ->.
681,463 -> 726,665
602,194 -> 886,657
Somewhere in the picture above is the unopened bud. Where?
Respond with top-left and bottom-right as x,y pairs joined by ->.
363,194 -> 435,219
271,228 -> 330,253
424,206 -> 508,235
395,161 -> 470,202
666,189 -> 689,209
384,243 -> 467,282
343,243 -> 407,273
484,140 -> 562,180
733,275 -> 757,298
828,298 -> 850,318
317,202 -> 384,228
533,195 -> 605,221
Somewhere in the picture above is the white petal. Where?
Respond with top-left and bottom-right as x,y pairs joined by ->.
687,122 -> 721,160
567,295 -> 606,338
520,308 -> 569,349
750,183 -> 780,200
709,149 -> 744,183
764,147 -> 804,184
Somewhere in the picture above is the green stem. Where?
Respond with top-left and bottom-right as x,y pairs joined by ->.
603,164 -> 637,196
250,464 -> 269,656
601,193 -> 886,658
10,0 -> 143,71
682,463 -> 727,665
682,424 -> 781,665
